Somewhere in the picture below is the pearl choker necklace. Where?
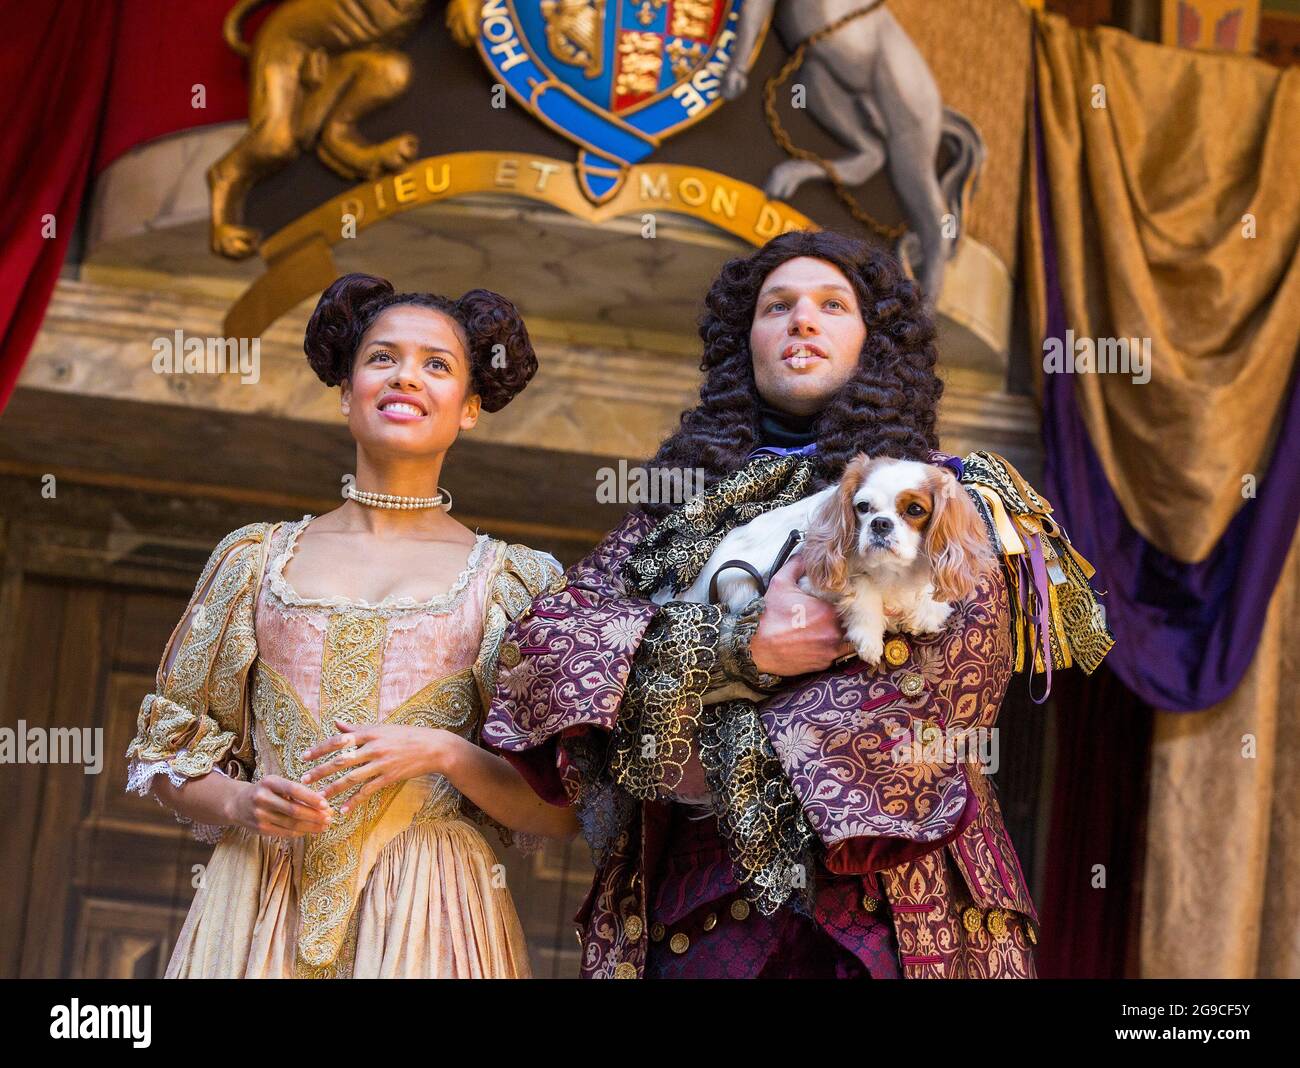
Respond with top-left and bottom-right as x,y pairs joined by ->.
345,485 -> 453,511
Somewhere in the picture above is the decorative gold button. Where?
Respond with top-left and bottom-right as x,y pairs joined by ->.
702,912 -> 718,932
987,908 -> 1009,941
499,641 -> 521,668
962,906 -> 983,933
730,899 -> 751,921
1026,920 -> 1039,946
920,721 -> 942,747
899,672 -> 925,698
861,894 -> 880,913
669,932 -> 690,954
650,922 -> 666,942
624,915 -> 643,941
883,637 -> 909,666
613,961 -> 637,978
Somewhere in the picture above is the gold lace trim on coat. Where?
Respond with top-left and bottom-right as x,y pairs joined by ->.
622,453 -> 817,598
697,698 -> 817,916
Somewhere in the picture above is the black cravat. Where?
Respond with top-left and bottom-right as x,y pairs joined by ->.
755,400 -> 818,450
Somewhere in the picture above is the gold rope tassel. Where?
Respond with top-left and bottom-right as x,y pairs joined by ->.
961,451 -> 1114,679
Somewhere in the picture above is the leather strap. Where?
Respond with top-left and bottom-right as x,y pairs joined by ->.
706,528 -> 804,605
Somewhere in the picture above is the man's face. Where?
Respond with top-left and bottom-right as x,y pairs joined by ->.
749,256 -> 866,418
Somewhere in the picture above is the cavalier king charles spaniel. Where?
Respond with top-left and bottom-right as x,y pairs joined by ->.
664,454 -> 995,668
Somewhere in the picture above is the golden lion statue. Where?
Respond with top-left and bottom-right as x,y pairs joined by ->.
209,0 -> 478,259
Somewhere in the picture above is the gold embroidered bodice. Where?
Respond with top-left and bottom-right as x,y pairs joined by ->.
252,518 -> 500,976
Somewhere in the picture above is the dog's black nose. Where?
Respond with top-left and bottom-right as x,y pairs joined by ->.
870,516 -> 893,536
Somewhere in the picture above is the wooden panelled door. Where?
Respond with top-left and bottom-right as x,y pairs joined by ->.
0,567 -> 592,978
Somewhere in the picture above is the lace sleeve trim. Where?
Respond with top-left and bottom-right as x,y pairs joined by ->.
126,752 -> 228,845
710,595 -> 782,692
606,600 -> 722,799
697,699 -> 817,917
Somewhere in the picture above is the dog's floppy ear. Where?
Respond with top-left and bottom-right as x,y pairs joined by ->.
803,454 -> 872,598
925,470 -> 995,603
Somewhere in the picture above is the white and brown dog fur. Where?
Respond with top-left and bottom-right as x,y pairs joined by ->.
660,454 -> 995,669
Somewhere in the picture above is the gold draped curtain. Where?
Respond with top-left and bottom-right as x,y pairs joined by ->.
1027,12 -> 1300,564
1026,11 -> 1300,978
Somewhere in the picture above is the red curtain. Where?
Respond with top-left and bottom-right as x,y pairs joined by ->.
93,0 -> 255,176
0,0 -> 256,415
0,0 -> 119,413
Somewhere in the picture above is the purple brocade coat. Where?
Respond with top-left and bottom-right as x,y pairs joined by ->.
484,486 -> 1041,979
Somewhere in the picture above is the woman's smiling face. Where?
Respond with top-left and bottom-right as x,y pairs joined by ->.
749,256 -> 867,418
339,304 -> 481,457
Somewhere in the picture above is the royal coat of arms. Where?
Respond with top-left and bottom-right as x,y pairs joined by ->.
475,0 -> 768,203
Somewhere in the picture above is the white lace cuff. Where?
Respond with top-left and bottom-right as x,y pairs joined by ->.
125,752 -> 229,845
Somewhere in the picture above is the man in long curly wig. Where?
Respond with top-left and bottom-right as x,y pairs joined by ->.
484,229 -> 1110,978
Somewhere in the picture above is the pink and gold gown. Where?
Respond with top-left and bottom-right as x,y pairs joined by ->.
124,517 -> 562,978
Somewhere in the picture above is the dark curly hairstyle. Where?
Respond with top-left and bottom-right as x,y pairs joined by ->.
303,273 -> 538,412
642,230 -> 943,518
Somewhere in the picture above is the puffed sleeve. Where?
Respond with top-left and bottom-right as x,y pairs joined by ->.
480,510 -> 783,879
482,455 -> 819,838
479,511 -> 664,849
465,541 -> 567,850
124,522 -> 271,841
471,542 -> 567,712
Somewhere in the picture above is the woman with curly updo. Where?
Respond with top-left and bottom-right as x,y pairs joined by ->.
126,273 -> 577,978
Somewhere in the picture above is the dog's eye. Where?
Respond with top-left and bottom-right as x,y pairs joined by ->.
855,501 -> 871,515
906,503 -> 927,517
